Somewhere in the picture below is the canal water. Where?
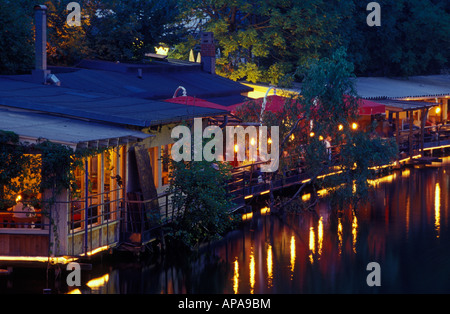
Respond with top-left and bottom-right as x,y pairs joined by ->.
3,159 -> 450,294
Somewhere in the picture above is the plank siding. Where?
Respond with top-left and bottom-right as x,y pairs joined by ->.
0,234 -> 49,256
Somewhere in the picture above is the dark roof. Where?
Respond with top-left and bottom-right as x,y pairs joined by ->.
14,59 -> 251,104
354,75 -> 450,99
0,77 -> 229,127
0,108 -> 151,150
375,99 -> 437,112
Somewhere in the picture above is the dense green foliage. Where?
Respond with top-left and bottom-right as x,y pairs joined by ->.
341,0 -> 450,76
0,0 -> 185,71
167,154 -> 239,250
0,0 -> 34,74
0,131 -> 103,210
178,0 -> 341,84
234,48 -> 398,211
1,0 -> 448,77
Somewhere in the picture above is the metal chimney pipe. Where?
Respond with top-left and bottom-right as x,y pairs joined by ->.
32,5 -> 51,83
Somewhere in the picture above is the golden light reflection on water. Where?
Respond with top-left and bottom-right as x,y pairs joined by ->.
233,257 -> 239,294
267,243 -> 273,288
290,235 -> 296,279
435,183 -> 441,238
318,217 -> 323,258
352,215 -> 358,254
222,165 -> 450,293
309,226 -> 315,264
249,248 -> 255,294
337,217 -> 343,255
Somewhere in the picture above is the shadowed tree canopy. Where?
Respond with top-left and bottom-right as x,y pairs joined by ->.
340,0 -> 450,76
0,0 -> 448,76
0,0 -> 186,72
177,0 -> 449,81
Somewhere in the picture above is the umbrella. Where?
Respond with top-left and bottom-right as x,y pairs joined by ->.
164,96 -> 231,111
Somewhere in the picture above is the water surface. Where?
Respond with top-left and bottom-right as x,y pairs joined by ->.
86,160 -> 450,294
3,160 -> 450,294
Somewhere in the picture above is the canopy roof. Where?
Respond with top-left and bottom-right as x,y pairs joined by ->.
231,95 -> 387,116
164,96 -> 230,110
375,99 -> 437,112
0,108 -> 151,150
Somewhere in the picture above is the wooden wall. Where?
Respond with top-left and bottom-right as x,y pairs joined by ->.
0,234 -> 49,256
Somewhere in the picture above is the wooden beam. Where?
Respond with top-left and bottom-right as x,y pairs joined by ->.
396,112 -> 400,163
409,111 -> 413,159
420,108 -> 429,156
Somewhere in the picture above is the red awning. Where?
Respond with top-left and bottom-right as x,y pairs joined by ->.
164,96 -> 230,110
359,99 -> 386,115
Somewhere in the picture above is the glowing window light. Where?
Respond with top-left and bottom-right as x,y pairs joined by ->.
242,212 -> 253,220
260,206 -> 270,215
302,193 -> 311,202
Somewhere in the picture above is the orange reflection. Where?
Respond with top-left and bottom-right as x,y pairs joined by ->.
435,183 -> 441,238
290,235 -> 296,279
318,217 -> 323,258
249,248 -> 255,294
267,243 -> 273,288
233,257 -> 239,294
309,227 -> 315,264
337,217 -> 343,255
352,215 -> 358,254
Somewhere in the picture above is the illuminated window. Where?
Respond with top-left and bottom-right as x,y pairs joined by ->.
161,144 -> 173,186
70,147 -> 125,230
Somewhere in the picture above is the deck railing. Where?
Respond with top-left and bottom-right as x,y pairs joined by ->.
67,187 -> 125,256
0,209 -> 49,230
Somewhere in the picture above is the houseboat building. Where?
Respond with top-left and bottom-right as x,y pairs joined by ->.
0,54 -> 252,265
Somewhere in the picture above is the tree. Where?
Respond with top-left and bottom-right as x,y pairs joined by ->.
234,48 -> 398,212
178,0 -> 341,85
0,0 -> 34,74
341,0 -> 450,76
166,143 -> 239,250
84,0 -> 186,62
45,0 -> 91,66
0,0 -> 187,73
